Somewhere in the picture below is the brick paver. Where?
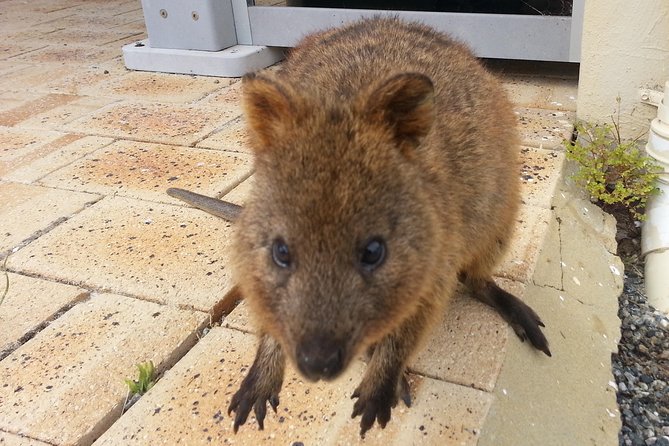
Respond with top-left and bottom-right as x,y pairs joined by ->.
0,273 -> 88,358
7,196 -> 237,313
0,293 -> 208,445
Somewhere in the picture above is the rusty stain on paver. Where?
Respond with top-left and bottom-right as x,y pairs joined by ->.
84,71 -> 235,103
39,140 -> 253,204
0,182 -> 100,255
18,96 -> 119,130
0,127 -> 68,177
0,272 -> 88,359
95,327 -> 491,446
0,94 -> 79,127
4,135 -> 114,183
7,196 -> 237,312
0,293 -> 208,446
65,102 -> 241,146
518,146 -> 565,209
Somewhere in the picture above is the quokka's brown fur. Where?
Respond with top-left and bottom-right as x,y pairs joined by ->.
170,16 -> 550,437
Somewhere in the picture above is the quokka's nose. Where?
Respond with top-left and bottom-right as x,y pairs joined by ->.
296,336 -> 345,381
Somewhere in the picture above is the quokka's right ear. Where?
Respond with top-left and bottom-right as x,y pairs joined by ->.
242,73 -> 298,151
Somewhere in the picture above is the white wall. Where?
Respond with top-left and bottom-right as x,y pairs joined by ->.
577,0 -> 669,140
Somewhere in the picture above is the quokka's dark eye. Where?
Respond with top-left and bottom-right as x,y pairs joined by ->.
359,237 -> 386,271
272,238 -> 292,268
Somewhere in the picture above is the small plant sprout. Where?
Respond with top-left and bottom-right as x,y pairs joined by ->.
564,117 -> 662,221
124,360 -> 156,396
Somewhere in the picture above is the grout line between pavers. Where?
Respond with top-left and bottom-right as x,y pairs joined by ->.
0,428 -> 57,446
0,291 -> 90,361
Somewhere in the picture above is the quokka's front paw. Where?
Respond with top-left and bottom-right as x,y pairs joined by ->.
351,374 -> 411,437
227,372 -> 281,432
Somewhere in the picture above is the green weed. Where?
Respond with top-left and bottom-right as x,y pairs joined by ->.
564,118 -> 661,221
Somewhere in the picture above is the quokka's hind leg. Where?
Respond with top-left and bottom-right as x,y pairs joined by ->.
462,273 -> 551,357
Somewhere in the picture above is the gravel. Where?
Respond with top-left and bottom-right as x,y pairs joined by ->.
612,260 -> 669,446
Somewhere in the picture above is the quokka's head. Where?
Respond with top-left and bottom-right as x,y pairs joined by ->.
233,71 -> 444,381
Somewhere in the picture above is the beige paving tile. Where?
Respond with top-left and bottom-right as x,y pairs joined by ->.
198,78 -> 242,107
78,71 -> 235,103
411,280 -> 522,392
39,140 -> 253,204
518,146 -> 565,209
0,431 -> 51,445
196,117 -> 253,153
7,196 -> 237,312
17,96 -> 119,130
0,273 -> 88,358
223,175 -> 255,206
223,300 -> 252,332
42,60 -> 128,96
0,93 -> 79,127
503,76 -> 577,112
95,326 -> 491,446
0,64 -> 85,94
497,204 -> 552,283
0,127 -> 65,174
335,376 -> 492,446
0,43 -> 47,60
0,182 -> 100,254
0,293 -> 208,446
65,101 -> 241,146
42,26 -> 144,47
9,43 -> 119,66
2,134 -> 114,183
515,107 -> 575,150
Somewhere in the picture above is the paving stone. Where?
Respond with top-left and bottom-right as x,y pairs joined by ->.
503,76 -> 577,112
0,182 -> 100,254
65,101 -> 241,146
0,293 -> 208,446
39,140 -> 253,205
531,214 -> 563,290
497,204 -> 552,283
0,93 -> 79,127
223,175 -> 255,206
515,107 -> 575,150
95,326 -> 492,445
0,42 -> 47,60
78,71 -> 234,103
3,134 -> 114,183
17,96 -> 119,130
0,127 -> 66,176
0,273 -> 88,359
0,431 -> 51,445
196,117 -> 253,153
518,146 -> 565,209
198,79 -> 242,107
9,43 -> 119,66
7,196 -> 237,313
43,60 -> 129,96
0,64 -> 86,94
411,280 -> 522,392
